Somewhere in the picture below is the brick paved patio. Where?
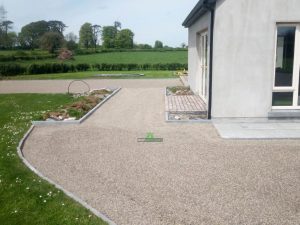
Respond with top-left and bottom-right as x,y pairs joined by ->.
166,95 -> 207,113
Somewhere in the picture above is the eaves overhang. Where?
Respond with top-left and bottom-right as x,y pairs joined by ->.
182,0 -> 217,28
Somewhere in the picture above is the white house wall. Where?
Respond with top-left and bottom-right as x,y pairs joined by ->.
212,0 -> 300,118
188,12 -> 211,94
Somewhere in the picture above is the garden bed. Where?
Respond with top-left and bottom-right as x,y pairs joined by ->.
33,88 -> 121,125
166,86 -> 194,96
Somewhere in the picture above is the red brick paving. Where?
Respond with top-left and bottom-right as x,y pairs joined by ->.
166,95 -> 207,113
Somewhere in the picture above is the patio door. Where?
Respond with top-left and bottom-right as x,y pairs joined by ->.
272,24 -> 300,109
199,31 -> 208,102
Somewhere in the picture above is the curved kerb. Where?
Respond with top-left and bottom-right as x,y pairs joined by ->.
17,94 -> 120,225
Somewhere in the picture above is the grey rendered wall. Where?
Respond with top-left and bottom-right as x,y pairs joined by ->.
212,0 -> 300,118
188,12 -> 211,94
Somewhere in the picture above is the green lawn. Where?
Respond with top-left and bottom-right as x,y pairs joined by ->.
1,70 -> 177,80
0,94 -> 107,225
1,51 -> 187,65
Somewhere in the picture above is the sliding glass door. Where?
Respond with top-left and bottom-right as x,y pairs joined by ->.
272,24 -> 300,109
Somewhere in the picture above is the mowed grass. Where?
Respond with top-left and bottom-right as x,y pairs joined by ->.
2,70 -> 177,80
1,51 -> 187,65
0,94 -> 107,225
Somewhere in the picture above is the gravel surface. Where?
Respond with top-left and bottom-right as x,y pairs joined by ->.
22,86 -> 300,225
0,79 -> 180,93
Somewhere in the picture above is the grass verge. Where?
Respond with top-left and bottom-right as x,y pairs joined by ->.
0,51 -> 187,65
0,94 -> 107,225
1,70 -> 177,80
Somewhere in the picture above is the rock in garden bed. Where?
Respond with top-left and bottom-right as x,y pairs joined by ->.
168,113 -> 207,121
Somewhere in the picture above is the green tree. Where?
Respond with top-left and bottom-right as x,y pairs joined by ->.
135,43 -> 152,49
91,24 -> 101,51
65,32 -> 78,50
114,21 -> 122,30
154,40 -> 163,48
40,32 -> 64,53
101,26 -> 118,48
0,20 -> 13,48
1,20 -> 13,35
65,32 -> 78,42
0,5 -> 7,23
79,23 -> 93,49
65,40 -> 78,51
6,32 -> 17,48
0,5 -> 15,49
48,20 -> 67,35
18,20 -> 49,49
115,29 -> 134,49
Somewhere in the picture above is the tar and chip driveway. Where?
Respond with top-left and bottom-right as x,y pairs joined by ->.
16,79 -> 300,225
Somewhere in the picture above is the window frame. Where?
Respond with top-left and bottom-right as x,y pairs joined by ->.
272,23 -> 300,109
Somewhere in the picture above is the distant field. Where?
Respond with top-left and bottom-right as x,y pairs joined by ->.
0,51 -> 187,65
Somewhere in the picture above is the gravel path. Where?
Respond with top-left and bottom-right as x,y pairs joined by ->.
22,86 -> 300,225
0,79 -> 180,93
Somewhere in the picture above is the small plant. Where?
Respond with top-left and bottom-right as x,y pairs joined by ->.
167,86 -> 193,96
57,48 -> 74,61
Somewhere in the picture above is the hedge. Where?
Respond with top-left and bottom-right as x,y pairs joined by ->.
0,64 -> 27,76
0,54 -> 56,62
0,63 -> 188,76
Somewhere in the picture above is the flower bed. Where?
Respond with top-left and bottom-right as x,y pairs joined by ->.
39,88 -> 119,123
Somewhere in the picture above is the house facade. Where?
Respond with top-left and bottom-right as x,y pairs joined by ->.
183,0 -> 300,119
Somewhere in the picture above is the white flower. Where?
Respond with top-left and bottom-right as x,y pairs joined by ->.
43,200 -> 47,203
26,187 -> 30,190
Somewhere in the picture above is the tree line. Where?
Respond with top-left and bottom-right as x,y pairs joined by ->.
0,6 -> 187,54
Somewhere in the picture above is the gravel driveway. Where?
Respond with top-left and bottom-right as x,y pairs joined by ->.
22,84 -> 300,225
0,79 -> 180,93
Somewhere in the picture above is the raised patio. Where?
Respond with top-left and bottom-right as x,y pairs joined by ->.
165,89 -> 208,121
166,95 -> 207,113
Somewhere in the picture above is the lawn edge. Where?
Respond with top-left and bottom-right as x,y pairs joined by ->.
17,125 -> 119,224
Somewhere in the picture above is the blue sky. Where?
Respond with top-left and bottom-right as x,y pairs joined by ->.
1,0 -> 198,47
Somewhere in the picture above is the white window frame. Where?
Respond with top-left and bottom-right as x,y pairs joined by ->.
272,23 -> 300,110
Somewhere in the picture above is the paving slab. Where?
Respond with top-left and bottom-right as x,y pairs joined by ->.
213,118 -> 300,139
166,95 -> 207,113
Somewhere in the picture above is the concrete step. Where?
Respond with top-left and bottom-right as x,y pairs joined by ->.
268,110 -> 300,119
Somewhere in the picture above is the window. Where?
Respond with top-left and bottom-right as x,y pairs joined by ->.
274,27 -> 295,87
272,24 -> 300,108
